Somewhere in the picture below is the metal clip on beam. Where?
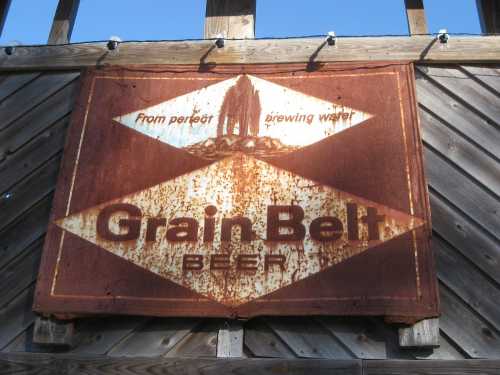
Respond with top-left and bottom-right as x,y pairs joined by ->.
437,29 -> 449,44
326,31 -> 336,46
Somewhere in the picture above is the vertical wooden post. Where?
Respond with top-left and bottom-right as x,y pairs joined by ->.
0,0 -> 11,38
48,0 -> 80,44
477,0 -> 500,33
204,0 -> 256,39
404,0 -> 428,35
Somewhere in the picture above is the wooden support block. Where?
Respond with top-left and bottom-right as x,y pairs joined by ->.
205,0 -> 256,39
33,316 -> 74,347
0,0 -> 11,37
217,320 -> 244,358
398,318 -> 440,348
404,0 -> 428,35
48,0 -> 80,44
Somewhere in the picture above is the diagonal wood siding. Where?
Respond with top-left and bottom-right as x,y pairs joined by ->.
0,65 -> 499,359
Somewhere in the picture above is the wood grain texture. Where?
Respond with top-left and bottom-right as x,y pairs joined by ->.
364,359 -> 500,374
404,0 -> 428,35
0,0 -> 10,37
0,194 -> 52,272
0,286 -> 36,350
477,0 -> 500,34
460,65 -> 500,93
265,317 -> 353,359
244,318 -> 296,358
205,0 -> 255,39
0,72 -> 41,102
1,36 -> 500,71
439,285 -> 500,358
0,154 -> 61,233
0,354 -> 363,375
0,72 -> 79,131
217,320 -> 244,358
424,148 -> 500,240
0,79 -> 78,159
33,317 -> 74,346
416,70 -> 500,160
398,318 -> 439,348
48,0 -> 80,44
107,318 -> 201,357
434,235 -> 500,332
429,192 -> 500,286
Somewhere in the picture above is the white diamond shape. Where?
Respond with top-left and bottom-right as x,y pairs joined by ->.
113,75 -> 373,150
56,154 -> 423,306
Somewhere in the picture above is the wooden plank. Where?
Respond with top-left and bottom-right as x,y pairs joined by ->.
424,147 -> 500,240
0,72 -> 41,103
416,68 -> 500,160
205,0 -> 256,39
265,317 -> 353,359
244,318 -> 296,358
164,319 -> 219,357
439,284 -> 500,358
460,65 -> 500,93
0,239 -> 41,308
0,286 -> 36,350
477,0 -> 500,34
316,317 -> 388,359
1,36 -> 500,71
0,194 -> 52,272
404,0 -> 428,35
48,0 -> 80,44
33,317 -> 74,346
411,334 -> 467,360
0,79 -> 78,159
434,235 -> 500,332
0,72 -> 79,131
365,359 -> 500,375
107,318 -> 201,357
417,65 -> 500,126
0,355 -> 363,375
430,192 -> 500,286
398,318 -> 440,348
0,154 -> 61,233
217,320 -> 244,358
0,116 -> 70,194
70,316 -> 148,355
0,0 -> 10,37
419,108 -> 500,195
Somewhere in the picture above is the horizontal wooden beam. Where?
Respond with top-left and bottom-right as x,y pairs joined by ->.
0,354 -> 500,374
0,35 -> 499,71
0,354 -> 362,374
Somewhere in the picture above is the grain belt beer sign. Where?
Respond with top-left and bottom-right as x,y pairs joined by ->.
35,63 -> 439,321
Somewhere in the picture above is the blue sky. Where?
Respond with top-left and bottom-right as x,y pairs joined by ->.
0,0 -> 482,45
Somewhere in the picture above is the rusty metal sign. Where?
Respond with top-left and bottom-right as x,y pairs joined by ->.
34,62 -> 439,321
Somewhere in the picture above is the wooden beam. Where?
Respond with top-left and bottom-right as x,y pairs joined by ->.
205,0 -> 256,39
477,0 -> 500,34
217,321 -> 244,358
1,36 -> 500,71
365,360 -> 500,374
0,0 -> 11,37
48,0 -> 80,44
1,354 -> 500,374
404,0 -> 428,35
398,318 -> 440,348
0,354 -> 363,374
